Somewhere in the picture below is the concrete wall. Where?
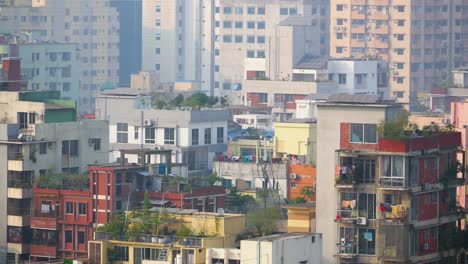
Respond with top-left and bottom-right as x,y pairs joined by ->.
206,248 -> 241,264
274,121 -> 316,165
213,161 -> 288,198
240,233 -> 322,264
0,143 -> 7,263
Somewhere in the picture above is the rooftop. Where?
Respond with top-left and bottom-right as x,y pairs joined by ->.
100,87 -> 151,97
319,94 -> 396,107
245,232 -> 317,242
283,202 -> 316,209
275,118 -> 317,124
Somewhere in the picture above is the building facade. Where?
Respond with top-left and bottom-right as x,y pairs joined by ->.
0,91 -> 109,263
0,32 -> 80,104
329,1 -> 468,104
95,88 -> 229,176
0,0 -> 120,114
316,94 -> 466,264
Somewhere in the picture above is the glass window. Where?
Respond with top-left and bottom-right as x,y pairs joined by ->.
257,21 -> 265,29
235,35 -> 243,43
339,227 -> 357,254
350,124 -> 377,143
117,123 -> 128,143
280,8 -> 288,15
223,21 -> 232,28
78,203 -> 86,215
247,21 -> 255,29
223,7 -> 232,14
257,36 -> 265,43
65,202 -> 73,214
234,7 -> 243,14
164,128 -> 175,145
223,35 -> 232,43
257,50 -> 265,58
247,35 -> 255,43
145,128 -> 155,144
247,50 -> 255,58
247,7 -> 255,14
115,246 -> 129,261
192,129 -> 199,145
289,8 -> 297,15
204,128 -> 211,144
65,230 -> 72,243
358,229 -> 376,255
382,156 -> 404,177
355,159 -> 376,184
62,140 -> 79,156
78,231 -> 85,244
338,73 -> 347,84
217,127 -> 224,144
235,21 -> 243,28
258,7 -> 265,15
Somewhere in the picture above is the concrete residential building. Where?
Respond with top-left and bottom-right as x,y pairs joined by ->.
316,94 -> 466,264
95,88 -> 229,177
0,91 -> 109,263
0,32 -> 80,104
142,0 -> 213,93
240,233 -> 323,264
329,1 -> 468,104
0,0 -> 120,114
215,0 -> 322,97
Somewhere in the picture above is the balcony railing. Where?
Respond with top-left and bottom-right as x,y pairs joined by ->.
8,152 -> 24,160
378,204 -> 408,224
379,176 -> 408,189
336,209 -> 357,222
94,232 -> 203,247
8,180 -> 33,189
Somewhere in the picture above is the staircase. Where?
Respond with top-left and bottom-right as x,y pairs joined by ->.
157,245 -> 170,261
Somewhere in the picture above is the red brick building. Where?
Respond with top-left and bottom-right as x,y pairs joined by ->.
30,188 -> 92,261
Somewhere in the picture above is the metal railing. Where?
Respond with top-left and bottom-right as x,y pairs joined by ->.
380,176 -> 407,188
94,232 -> 203,247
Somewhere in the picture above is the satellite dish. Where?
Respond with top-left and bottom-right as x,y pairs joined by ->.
217,208 -> 224,216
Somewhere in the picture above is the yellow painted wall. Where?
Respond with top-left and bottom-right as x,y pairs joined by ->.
274,122 -> 317,165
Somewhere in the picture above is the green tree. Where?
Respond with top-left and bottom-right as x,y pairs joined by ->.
247,207 -> 281,236
183,93 -> 210,109
97,213 -> 127,239
377,109 -> 410,140
219,96 -> 228,108
300,186 -> 315,201
151,93 -> 169,109
170,94 -> 184,107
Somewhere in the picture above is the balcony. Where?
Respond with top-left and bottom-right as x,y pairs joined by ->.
335,209 -> 357,223
379,176 -> 409,190
377,224 -> 409,262
8,215 -> 31,227
7,242 -> 30,255
335,166 -> 356,188
7,187 -> 33,199
31,210 -> 58,230
378,204 -> 408,224
30,244 -> 57,258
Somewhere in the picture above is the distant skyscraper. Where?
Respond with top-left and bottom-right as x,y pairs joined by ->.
329,1 -> 468,105
142,0 -> 213,93
0,0 -> 120,114
111,0 -> 142,86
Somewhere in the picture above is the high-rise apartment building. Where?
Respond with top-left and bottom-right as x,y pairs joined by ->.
316,94 -> 466,264
329,1 -> 468,105
142,0 -> 214,93
0,0 -> 120,114
214,0 -> 329,97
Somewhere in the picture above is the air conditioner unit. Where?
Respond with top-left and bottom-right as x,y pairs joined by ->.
143,119 -> 154,127
357,217 -> 367,225
423,243 -> 429,251
88,138 -> 97,145
289,173 -> 297,179
340,238 -> 346,246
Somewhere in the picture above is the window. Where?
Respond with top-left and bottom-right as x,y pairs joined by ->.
259,93 -> 267,103
217,127 -> 224,144
65,202 -> 73,214
257,21 -> 265,29
155,33 -> 160,40
155,19 -> 160,26
291,182 -> 297,188
397,20 -> 405,26
78,203 -> 86,215
350,124 -> 377,143
280,8 -> 288,15
247,35 -> 255,43
247,7 -> 255,14
223,21 -> 232,28
155,5 -> 160,12
396,34 -> 404,41
155,48 -> 160,55
116,200 -> 122,210
62,140 -> 79,156
117,123 -> 128,143
223,179 -> 232,188
134,127 -> 139,139
257,50 -> 265,58
247,21 -> 255,29
164,128 -> 175,144
65,230 -> 72,243
235,35 -> 243,43
397,6 -> 405,12
204,128 -> 211,144
338,73 -> 347,84
223,7 -> 232,14
358,229 -> 376,255
257,36 -> 265,43
339,227 -> 357,254
355,159 -> 376,184
18,112 -> 28,129
114,246 -> 129,261
336,47 -> 343,53
337,18 -> 344,25
258,7 -> 265,14
337,4 -> 344,11
39,143 -> 47,154
381,156 -> 404,186
234,7 -> 243,14
93,138 -> 101,151
337,33 -> 343,39
29,113 -> 36,124
155,64 -> 160,71
235,21 -> 243,28
126,173 -> 132,183
145,128 -> 155,144
247,50 -> 255,58
192,129 -> 199,145
223,35 -> 232,43
358,193 -> 376,219
289,8 -> 297,15
78,231 -> 85,244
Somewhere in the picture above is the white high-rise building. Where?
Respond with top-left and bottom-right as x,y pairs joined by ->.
142,0 -> 214,94
0,0 -> 120,114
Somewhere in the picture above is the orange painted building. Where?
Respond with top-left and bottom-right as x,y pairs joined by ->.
288,164 -> 316,202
